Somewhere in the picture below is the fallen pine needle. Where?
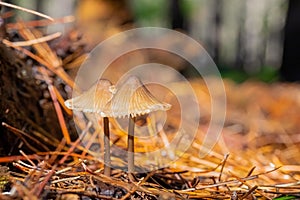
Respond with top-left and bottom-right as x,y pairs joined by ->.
0,2 -> 53,21
6,15 -> 75,30
2,32 -> 62,47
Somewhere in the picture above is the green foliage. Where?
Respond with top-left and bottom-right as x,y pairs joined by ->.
179,0 -> 194,18
273,195 -> 299,200
221,66 -> 279,83
130,0 -> 168,26
221,68 -> 249,83
130,0 -> 194,27
254,66 -> 279,82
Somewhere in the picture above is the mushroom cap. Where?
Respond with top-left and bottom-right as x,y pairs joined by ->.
103,76 -> 171,118
64,79 -> 115,116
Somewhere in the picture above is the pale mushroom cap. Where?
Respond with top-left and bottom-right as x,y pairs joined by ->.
64,79 -> 115,116
103,76 -> 171,118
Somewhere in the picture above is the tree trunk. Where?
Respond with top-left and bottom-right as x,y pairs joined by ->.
170,0 -> 188,31
280,0 -> 300,81
0,42 -> 61,156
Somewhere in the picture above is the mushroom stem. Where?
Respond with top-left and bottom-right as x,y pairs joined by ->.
103,117 -> 111,176
127,116 -> 136,178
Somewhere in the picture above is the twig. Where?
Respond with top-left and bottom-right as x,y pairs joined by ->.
47,138 -> 66,166
51,176 -> 81,184
0,10 -> 15,19
121,172 -> 155,200
19,150 -> 36,168
6,15 -> 75,29
53,86 -> 72,116
32,130 -> 60,148
2,122 -> 50,151
274,180 -> 300,188
185,175 -> 258,191
39,67 -> 71,144
2,32 -> 61,47
0,2 -> 53,21
229,171 -> 271,200
80,128 -> 99,157
0,155 -> 40,163
218,153 -> 229,182
240,185 -> 258,200
63,54 -> 88,70
238,166 -> 256,187
34,164 -> 57,197
58,121 -> 92,165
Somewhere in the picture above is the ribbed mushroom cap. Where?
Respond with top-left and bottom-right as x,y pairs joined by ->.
103,76 -> 171,118
64,79 -> 115,116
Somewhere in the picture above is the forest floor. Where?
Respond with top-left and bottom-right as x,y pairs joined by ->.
1,78 -> 300,200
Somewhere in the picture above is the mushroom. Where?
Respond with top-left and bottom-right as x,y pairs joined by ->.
103,76 -> 171,179
64,79 -> 115,176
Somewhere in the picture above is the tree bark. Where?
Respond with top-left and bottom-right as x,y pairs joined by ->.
280,0 -> 300,81
0,42 -> 61,156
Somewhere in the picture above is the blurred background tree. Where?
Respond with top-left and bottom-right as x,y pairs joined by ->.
131,0 -> 287,82
280,0 -> 300,82
4,0 -> 296,82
